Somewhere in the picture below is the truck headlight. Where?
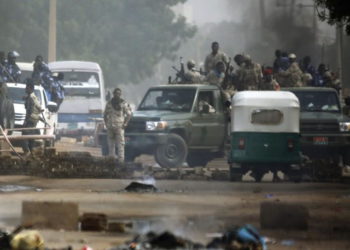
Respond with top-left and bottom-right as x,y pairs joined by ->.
339,122 -> 350,132
146,121 -> 168,131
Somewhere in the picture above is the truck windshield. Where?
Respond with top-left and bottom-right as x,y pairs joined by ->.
57,71 -> 100,97
139,88 -> 196,112
293,91 -> 340,112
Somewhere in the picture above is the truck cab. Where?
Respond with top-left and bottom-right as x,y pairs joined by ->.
101,84 -> 229,167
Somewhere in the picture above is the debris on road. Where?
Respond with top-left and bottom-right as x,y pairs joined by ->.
124,181 -> 157,192
80,213 -> 107,232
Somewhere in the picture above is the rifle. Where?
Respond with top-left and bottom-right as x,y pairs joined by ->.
171,57 -> 185,83
0,64 -> 16,83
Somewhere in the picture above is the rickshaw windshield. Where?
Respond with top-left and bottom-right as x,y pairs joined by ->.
293,91 -> 340,112
251,109 -> 284,125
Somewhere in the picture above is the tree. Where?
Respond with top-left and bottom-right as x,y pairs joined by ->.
315,0 -> 350,34
0,0 -> 196,86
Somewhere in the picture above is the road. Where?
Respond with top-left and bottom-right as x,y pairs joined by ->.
0,176 -> 350,249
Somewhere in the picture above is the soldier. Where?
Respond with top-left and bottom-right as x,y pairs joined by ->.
32,55 -> 54,101
205,61 -> 226,87
103,88 -> 132,163
183,60 -> 201,83
204,41 -> 229,74
239,55 -> 263,90
278,53 -> 303,87
0,51 -> 6,80
22,81 -> 42,156
259,68 -> 280,90
5,51 -> 21,82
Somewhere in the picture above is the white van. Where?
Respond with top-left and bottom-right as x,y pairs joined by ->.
48,61 -> 106,137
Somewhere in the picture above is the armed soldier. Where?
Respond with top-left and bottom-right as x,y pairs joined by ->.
103,88 -> 132,164
5,51 -> 21,82
204,41 -> 229,74
238,55 -> 263,90
277,53 -> 303,87
22,81 -> 42,156
183,60 -> 201,83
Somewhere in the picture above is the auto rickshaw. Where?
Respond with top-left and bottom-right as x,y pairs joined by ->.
228,91 -> 302,182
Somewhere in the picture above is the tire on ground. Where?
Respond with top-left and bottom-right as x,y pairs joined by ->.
155,133 -> 188,168
229,163 -> 242,182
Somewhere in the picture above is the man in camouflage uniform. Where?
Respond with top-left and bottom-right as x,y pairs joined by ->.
183,60 -> 201,83
204,41 -> 229,74
238,55 -> 263,90
103,88 -> 132,163
278,53 -> 303,87
22,82 -> 42,156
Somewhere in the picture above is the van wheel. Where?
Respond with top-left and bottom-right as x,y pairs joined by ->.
155,134 -> 188,168
229,163 -> 242,182
251,170 -> 264,182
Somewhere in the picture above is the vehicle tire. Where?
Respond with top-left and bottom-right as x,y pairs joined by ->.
229,164 -> 242,182
343,149 -> 350,166
155,134 -> 188,168
125,148 -> 138,162
251,170 -> 264,183
187,154 -> 210,167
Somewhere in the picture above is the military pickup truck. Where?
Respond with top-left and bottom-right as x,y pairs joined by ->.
286,87 -> 350,178
100,84 -> 229,167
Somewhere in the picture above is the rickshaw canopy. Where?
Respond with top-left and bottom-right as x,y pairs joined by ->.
231,91 -> 300,133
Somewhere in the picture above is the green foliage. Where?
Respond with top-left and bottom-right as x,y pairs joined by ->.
315,0 -> 350,34
0,0 -> 196,86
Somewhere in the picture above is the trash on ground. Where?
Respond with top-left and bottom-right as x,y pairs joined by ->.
280,239 -> 296,246
207,224 -> 267,250
124,181 -> 157,192
0,185 -> 38,193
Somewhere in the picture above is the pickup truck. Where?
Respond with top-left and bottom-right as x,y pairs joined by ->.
100,84 -> 229,167
286,87 -> 350,178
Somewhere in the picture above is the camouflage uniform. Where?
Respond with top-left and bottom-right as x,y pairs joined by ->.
183,69 -> 201,84
204,51 -> 229,73
278,62 -> 303,87
22,92 -> 42,154
104,98 -> 132,162
238,63 -> 263,90
205,70 -> 225,87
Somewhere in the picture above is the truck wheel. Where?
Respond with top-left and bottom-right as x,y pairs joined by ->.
229,164 -> 242,182
155,134 -> 188,168
187,154 -> 209,167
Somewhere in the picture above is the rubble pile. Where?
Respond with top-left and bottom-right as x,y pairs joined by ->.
0,150 -> 230,180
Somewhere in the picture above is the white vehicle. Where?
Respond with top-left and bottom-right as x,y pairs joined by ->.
6,83 -> 58,141
48,61 -> 106,137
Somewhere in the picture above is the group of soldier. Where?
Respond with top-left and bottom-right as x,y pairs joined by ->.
175,41 -> 341,97
0,51 -> 65,157
0,51 -> 65,108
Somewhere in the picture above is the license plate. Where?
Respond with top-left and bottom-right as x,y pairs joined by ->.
313,136 -> 328,145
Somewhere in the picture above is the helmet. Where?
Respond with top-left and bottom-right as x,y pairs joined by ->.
187,60 -> 195,68
288,53 -> 297,59
8,51 -> 20,58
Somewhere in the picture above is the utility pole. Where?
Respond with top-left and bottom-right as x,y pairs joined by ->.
48,0 -> 57,62
336,24 -> 344,91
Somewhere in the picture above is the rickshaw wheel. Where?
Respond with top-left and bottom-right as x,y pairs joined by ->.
229,164 -> 242,182
155,134 -> 188,168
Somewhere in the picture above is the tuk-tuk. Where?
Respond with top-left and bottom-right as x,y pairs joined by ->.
228,91 -> 302,182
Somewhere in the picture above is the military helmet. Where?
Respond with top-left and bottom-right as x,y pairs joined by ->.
8,51 -> 20,58
288,53 -> 297,59
187,60 -> 195,68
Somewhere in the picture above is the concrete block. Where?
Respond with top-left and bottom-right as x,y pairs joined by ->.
22,201 -> 79,230
80,213 -> 107,231
260,201 -> 309,230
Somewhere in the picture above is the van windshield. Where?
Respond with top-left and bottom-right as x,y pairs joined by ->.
293,91 -> 340,112
7,87 -> 42,105
139,88 -> 196,112
56,71 -> 100,97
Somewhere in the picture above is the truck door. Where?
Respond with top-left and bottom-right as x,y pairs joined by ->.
189,90 -> 226,147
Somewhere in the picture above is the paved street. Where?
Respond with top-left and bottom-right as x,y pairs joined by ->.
0,175 -> 350,249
